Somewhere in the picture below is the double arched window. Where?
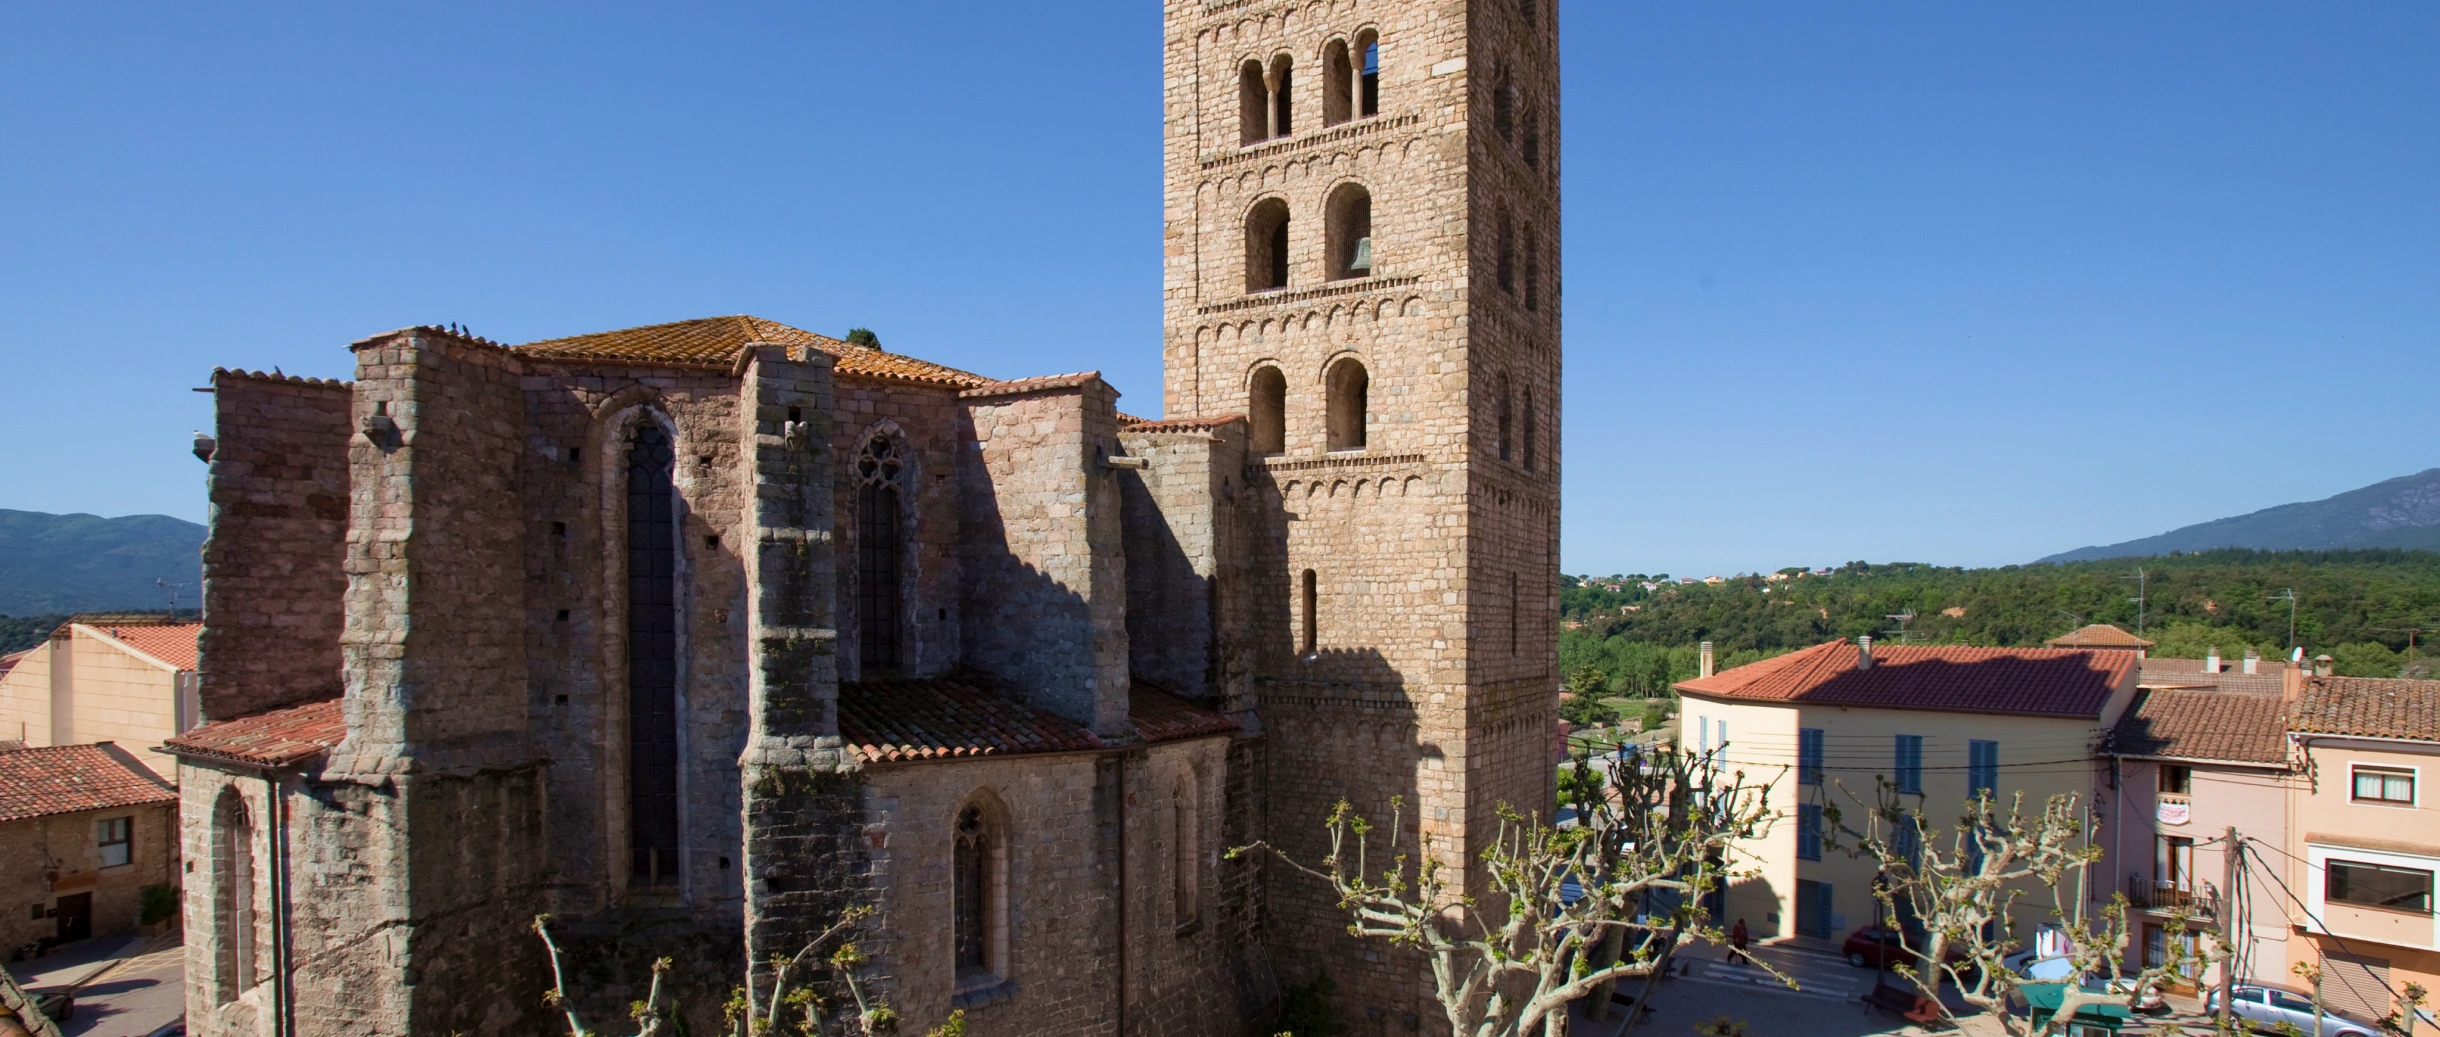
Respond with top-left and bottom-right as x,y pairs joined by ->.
1247,358 -> 1370,455
1244,184 -> 1380,294
1240,55 -> 1295,144
1244,32 -> 1379,145
856,433 -> 906,677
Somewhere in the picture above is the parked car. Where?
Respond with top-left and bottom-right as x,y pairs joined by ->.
2005,955 -> 2168,1015
2205,984 -> 2380,1037
1839,925 -> 1974,973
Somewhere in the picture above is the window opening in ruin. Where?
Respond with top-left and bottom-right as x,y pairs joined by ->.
215,791 -> 254,1002
1323,39 -> 1353,127
1523,390 -> 1538,472
954,805 -> 993,974
857,434 -> 905,676
1246,198 -> 1291,293
1301,569 -> 1318,655
1326,357 -> 1368,451
1240,60 -> 1268,146
1326,183 -> 1374,280
1249,366 -> 1287,455
1498,376 -> 1514,462
1175,774 -> 1202,926
627,422 -> 681,890
1497,209 -> 1516,293
1271,56 -> 1294,137
1360,36 -> 1380,117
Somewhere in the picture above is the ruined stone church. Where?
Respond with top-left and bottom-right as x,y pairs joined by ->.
165,1 -> 1560,1033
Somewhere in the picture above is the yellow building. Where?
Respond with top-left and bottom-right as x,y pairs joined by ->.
0,615 -> 201,780
2283,676 -> 2440,1026
1677,637 -> 2141,948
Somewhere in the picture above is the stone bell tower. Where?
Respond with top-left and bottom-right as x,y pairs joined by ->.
1159,0 -> 1562,1025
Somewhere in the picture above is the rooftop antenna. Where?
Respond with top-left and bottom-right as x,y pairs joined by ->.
2266,589 -> 2299,652
1884,611 -> 1918,645
2056,609 -> 2085,631
2121,567 -> 2148,637
155,578 -> 185,613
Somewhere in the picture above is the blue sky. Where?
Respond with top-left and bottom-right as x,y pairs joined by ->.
2,2 -> 2433,577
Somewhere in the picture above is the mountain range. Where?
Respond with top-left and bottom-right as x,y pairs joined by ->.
2041,468 -> 2440,563
0,509 -> 205,615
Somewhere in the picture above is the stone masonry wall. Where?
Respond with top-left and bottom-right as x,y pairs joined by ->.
831,378 -> 970,682
200,371 -> 351,721
1117,424 -> 1245,703
0,800 -> 176,955
956,379 -> 1131,737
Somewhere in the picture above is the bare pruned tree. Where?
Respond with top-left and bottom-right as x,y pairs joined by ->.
1236,745 -> 1780,1037
534,911 -> 967,1037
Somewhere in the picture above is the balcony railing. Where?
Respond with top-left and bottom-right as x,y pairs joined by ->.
2128,876 -> 2218,920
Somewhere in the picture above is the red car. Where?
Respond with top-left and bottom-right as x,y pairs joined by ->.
1841,925 -> 1975,973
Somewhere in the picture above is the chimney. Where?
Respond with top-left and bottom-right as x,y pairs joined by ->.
2283,659 -> 2307,702
1858,635 -> 1874,671
2315,655 -> 2335,678
2205,648 -> 2220,674
2243,648 -> 2260,676
1699,641 -> 1715,679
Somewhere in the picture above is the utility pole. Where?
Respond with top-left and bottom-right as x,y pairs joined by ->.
2124,568 -> 2148,638
2221,825 -> 2241,1035
2268,590 -> 2299,653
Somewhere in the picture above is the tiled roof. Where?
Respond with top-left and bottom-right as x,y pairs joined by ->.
63,612 -> 183,628
2105,688 -> 2290,765
89,622 -> 202,671
838,679 -> 1240,763
0,744 -> 177,823
516,315 -> 992,388
2046,624 -> 2156,649
958,371 -> 1105,398
2290,676 -> 2440,743
1122,414 -> 1247,434
163,697 -> 346,768
840,679 -> 1104,762
2138,658 -> 2288,696
1675,641 -> 2139,719
0,649 -> 27,681
1129,685 -> 1241,742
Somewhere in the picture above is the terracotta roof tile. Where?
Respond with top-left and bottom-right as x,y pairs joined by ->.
2291,676 -> 2440,743
1122,414 -> 1246,434
515,315 -> 992,388
2105,688 -> 2290,765
840,679 -> 1103,762
164,697 -> 346,768
0,744 -> 177,823
958,371 -> 1106,398
2047,624 -> 2156,649
1129,685 -> 1239,743
1676,641 -> 2138,719
90,623 -> 201,671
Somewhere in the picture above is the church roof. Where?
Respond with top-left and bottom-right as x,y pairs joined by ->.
839,678 -> 1237,763
163,696 -> 347,769
515,315 -> 992,388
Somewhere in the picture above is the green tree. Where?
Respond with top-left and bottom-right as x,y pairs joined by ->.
844,328 -> 881,348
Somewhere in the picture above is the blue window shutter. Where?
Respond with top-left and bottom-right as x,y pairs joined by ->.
1798,803 -> 1822,860
1799,728 -> 1824,786
1816,883 -> 1834,937
1969,740 -> 1998,798
1895,735 -> 1923,794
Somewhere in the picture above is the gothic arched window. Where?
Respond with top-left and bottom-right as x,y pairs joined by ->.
857,434 -> 905,677
213,789 -> 255,1003
627,421 -> 680,889
952,801 -> 1005,980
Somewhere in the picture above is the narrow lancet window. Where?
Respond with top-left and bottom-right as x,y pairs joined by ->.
954,804 -> 995,976
627,422 -> 680,889
857,434 -> 906,675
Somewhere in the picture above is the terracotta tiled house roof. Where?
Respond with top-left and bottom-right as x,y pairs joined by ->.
2046,624 -> 2156,650
1675,641 -> 2140,719
839,679 -> 1237,763
90,622 -> 202,671
0,743 -> 176,823
515,315 -> 992,388
163,697 -> 346,768
2290,676 -> 2440,743
2105,688 -> 2290,765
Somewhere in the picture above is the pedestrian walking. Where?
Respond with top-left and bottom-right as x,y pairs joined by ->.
1727,918 -> 1751,965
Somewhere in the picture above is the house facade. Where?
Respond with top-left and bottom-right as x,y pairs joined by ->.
0,743 -> 179,956
1678,638 -> 2141,946
0,616 -> 201,780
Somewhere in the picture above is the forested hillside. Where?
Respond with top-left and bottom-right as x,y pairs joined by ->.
1560,549 -> 2440,696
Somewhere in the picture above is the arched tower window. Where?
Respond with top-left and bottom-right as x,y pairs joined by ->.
627,421 -> 680,889
856,434 -> 906,677
1497,375 -> 1514,462
1326,357 -> 1368,451
1174,772 -> 1202,925
1523,389 -> 1539,472
1358,31 -> 1381,118
1249,366 -> 1287,455
1497,208 -> 1517,294
1239,60 -> 1269,146
1326,183 -> 1374,281
213,789 -> 255,1003
1269,55 -> 1295,138
1300,569 -> 1319,655
1524,104 -> 1542,171
1246,198 -> 1291,292
1524,224 -> 1541,311
1494,67 -> 1516,143
953,801 -> 1006,980
1322,39 -> 1353,127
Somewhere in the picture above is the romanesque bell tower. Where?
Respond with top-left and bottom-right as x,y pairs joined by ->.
1159,0 -> 1562,1025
